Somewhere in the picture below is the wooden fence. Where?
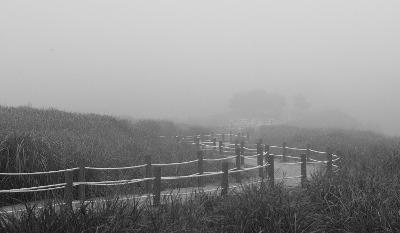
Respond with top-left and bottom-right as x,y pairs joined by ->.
0,132 -> 340,210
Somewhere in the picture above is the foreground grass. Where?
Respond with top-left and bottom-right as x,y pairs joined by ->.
0,183 -> 324,233
3,167 -> 400,233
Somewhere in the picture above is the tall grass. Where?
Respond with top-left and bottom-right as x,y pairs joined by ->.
2,106 -> 400,232
5,170 -> 400,233
0,106 -> 213,205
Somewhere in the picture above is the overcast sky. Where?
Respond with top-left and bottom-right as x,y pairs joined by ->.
1,1 -> 400,135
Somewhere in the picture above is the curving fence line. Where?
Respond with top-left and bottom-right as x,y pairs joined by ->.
0,132 -> 341,210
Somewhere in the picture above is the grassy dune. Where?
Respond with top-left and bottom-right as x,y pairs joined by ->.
0,106 -> 208,205
1,106 -> 400,232
0,106 -> 190,169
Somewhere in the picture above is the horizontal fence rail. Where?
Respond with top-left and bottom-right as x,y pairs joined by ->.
0,132 -> 341,210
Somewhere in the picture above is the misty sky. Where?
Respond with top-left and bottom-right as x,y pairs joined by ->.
1,1 -> 400,135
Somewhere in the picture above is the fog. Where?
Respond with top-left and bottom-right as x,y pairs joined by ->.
1,1 -> 400,135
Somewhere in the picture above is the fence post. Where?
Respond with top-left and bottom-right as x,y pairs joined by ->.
282,142 -> 287,162
266,145 -> 274,188
211,132 -> 215,142
336,150 -> 343,170
175,135 -> 180,154
326,147 -> 333,178
175,136 -> 181,176
306,144 -> 311,161
195,137 -> 201,151
257,140 -> 264,179
229,131 -> 233,143
301,153 -> 307,188
64,170 -> 73,211
240,140 -> 245,166
197,150 -> 204,187
221,161 -> 229,196
235,143 -> 241,183
219,141 -> 223,155
79,166 -> 86,202
145,155 -> 152,194
153,166 -> 161,206
222,133 -> 225,143
212,137 -> 217,150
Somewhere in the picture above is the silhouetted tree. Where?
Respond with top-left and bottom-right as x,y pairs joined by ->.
292,95 -> 311,111
229,90 -> 286,119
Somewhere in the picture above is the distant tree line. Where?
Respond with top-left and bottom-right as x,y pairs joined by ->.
229,89 -> 311,120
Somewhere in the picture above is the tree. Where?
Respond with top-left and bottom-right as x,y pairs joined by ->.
292,95 -> 311,112
229,89 -> 286,119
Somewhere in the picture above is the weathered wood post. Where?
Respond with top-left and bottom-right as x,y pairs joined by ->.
79,166 -> 86,202
229,131 -> 233,143
145,155 -> 152,193
336,150 -> 343,170
212,137 -> 217,150
264,144 -> 269,162
219,141 -> 223,155
175,136 -> 181,176
301,153 -> 307,188
326,147 -> 333,178
306,144 -> 311,162
282,142 -> 287,162
197,150 -> 204,187
240,140 -> 245,166
221,161 -> 229,196
235,143 -> 241,183
64,170 -> 73,211
257,139 -> 264,179
176,135 -> 181,151
195,137 -> 200,151
222,133 -> 225,143
266,145 -> 274,188
153,166 -> 161,206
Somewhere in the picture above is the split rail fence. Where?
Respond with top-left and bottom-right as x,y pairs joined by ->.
0,132 -> 340,210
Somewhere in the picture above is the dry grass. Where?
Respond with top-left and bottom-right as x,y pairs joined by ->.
2,106 -> 400,232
